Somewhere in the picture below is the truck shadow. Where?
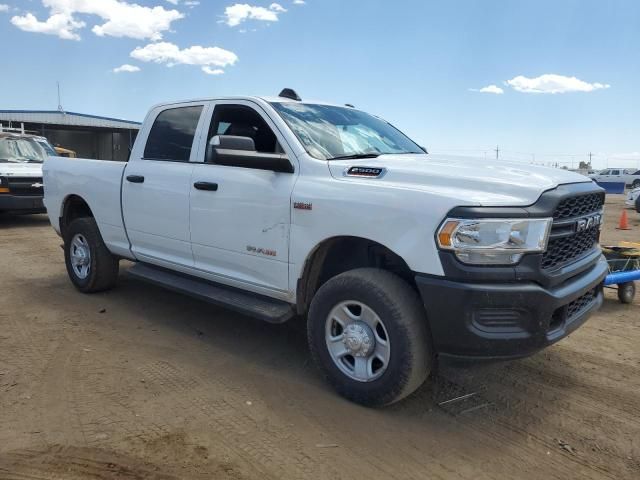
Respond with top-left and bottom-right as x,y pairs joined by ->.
106,271 -> 576,425
0,213 -> 50,228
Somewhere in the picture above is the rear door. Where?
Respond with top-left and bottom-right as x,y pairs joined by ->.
189,101 -> 297,296
609,169 -> 623,183
122,103 -> 207,268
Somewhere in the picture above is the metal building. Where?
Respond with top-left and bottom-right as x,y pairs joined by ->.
0,110 -> 140,161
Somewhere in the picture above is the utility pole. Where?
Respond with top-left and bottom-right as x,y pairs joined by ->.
494,145 -> 500,160
588,152 -> 593,166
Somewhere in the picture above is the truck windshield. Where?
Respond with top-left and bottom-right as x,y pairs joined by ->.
270,102 -> 424,160
35,139 -> 58,157
0,137 -> 48,163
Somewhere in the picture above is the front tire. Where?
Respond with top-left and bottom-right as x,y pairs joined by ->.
64,217 -> 119,293
632,180 -> 640,189
307,268 -> 432,406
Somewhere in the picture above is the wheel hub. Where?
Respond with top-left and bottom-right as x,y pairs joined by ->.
70,234 -> 91,279
342,322 -> 375,357
72,247 -> 89,265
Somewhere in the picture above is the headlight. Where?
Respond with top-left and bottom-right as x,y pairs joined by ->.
437,218 -> 553,265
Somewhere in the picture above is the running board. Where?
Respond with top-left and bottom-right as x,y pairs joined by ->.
127,263 -> 295,324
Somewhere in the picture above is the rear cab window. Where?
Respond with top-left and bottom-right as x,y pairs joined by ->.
143,106 -> 203,162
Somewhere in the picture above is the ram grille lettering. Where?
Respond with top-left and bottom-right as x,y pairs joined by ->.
575,213 -> 602,232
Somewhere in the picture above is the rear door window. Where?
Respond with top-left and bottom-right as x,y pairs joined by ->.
144,106 -> 203,161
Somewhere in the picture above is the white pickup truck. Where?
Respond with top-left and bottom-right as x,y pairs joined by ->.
589,168 -> 640,188
44,90 -> 608,406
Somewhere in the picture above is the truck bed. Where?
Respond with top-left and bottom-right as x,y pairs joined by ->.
43,156 -> 131,258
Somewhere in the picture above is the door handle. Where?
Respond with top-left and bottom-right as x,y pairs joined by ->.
126,175 -> 145,183
194,181 -> 218,191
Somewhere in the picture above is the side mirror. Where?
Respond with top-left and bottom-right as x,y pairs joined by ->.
207,135 -> 294,174
211,134 -> 256,151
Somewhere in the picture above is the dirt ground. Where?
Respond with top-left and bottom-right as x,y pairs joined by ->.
0,196 -> 638,480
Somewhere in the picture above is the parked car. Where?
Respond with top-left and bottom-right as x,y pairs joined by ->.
43,90 -> 608,406
589,168 -> 640,188
626,187 -> 640,212
0,133 -> 50,214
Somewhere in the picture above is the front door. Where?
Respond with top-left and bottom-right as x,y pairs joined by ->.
122,103 -> 206,268
189,101 -> 297,296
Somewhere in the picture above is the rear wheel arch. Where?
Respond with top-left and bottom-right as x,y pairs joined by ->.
296,236 -> 417,315
60,194 -> 95,237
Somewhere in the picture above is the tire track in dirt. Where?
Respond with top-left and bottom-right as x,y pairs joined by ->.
0,445 -> 179,480
435,358 -> 637,479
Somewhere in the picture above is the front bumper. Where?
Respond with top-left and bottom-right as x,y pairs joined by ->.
0,195 -> 45,213
416,255 -> 608,360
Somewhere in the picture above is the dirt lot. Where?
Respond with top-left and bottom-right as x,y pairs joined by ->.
0,196 -> 638,480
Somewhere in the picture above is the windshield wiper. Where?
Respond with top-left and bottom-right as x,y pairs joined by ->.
327,153 -> 380,161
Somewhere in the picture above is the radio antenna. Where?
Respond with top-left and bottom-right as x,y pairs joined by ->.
57,81 -> 65,113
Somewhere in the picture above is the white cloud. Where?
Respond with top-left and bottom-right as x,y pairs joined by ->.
470,84 -> 504,95
0,4 -> 10,13
165,0 -> 179,4
223,3 -> 286,27
184,0 -> 199,7
269,3 -> 286,12
11,12 -> 85,40
131,41 -> 238,75
505,74 -> 610,94
113,63 -> 141,73
202,66 -> 225,75
11,0 -> 184,41
293,0 -> 305,4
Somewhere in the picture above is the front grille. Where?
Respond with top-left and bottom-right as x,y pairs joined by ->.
553,192 -> 604,220
542,192 -> 604,271
542,227 -> 599,270
566,288 -> 597,320
7,177 -> 44,196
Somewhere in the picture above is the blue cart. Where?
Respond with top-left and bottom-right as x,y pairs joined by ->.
602,246 -> 640,304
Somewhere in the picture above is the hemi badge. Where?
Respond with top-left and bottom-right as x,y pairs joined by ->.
346,166 -> 385,178
294,201 -> 313,210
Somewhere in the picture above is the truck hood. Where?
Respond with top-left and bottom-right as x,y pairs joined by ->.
0,162 -> 43,177
327,154 -> 593,206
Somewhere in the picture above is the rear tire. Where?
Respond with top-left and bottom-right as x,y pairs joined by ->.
64,217 -> 119,293
618,282 -> 636,304
307,268 -> 432,406
632,179 -> 640,189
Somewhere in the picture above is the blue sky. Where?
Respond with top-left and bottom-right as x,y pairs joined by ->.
1,0 -> 638,168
